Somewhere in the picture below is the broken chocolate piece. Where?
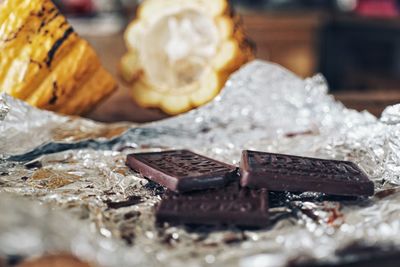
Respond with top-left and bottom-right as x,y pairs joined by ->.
126,150 -> 237,193
240,150 -> 374,197
156,182 -> 269,228
288,244 -> 400,267
106,196 -> 143,209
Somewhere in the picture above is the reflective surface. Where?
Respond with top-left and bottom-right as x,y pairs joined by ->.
1,61 -> 400,267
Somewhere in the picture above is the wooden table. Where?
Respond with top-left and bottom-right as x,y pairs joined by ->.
85,16 -> 400,123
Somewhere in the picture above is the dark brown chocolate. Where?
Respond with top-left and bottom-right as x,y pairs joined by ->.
126,150 -> 237,193
156,182 -> 269,227
288,244 -> 400,267
105,196 -> 143,209
240,150 -> 374,197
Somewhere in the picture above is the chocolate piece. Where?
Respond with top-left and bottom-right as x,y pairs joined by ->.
106,196 -> 143,209
156,182 -> 269,227
288,244 -> 400,267
126,150 -> 237,193
240,150 -> 374,197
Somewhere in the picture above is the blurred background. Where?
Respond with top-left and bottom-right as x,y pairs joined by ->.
52,0 -> 400,120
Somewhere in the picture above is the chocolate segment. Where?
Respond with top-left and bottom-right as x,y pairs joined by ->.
240,150 -> 374,197
126,150 -> 237,193
156,182 -> 269,227
288,244 -> 400,267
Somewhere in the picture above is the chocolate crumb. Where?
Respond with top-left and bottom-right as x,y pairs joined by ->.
106,196 -> 143,210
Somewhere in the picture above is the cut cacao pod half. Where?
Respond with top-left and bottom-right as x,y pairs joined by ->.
120,0 -> 254,115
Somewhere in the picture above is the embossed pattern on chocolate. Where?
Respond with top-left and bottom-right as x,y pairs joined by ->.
240,150 -> 374,197
126,150 -> 237,192
156,182 -> 269,227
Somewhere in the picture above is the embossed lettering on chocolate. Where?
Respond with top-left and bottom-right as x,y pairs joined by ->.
156,182 -> 269,227
240,150 -> 374,197
126,150 -> 238,193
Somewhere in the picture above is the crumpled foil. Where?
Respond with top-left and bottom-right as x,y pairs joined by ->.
0,95 -> 9,121
1,60 -> 400,267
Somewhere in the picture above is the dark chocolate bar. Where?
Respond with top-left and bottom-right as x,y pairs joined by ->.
126,150 -> 237,193
240,150 -> 374,197
156,182 -> 269,227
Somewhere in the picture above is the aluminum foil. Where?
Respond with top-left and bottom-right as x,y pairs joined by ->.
0,60 -> 400,267
0,95 -> 9,121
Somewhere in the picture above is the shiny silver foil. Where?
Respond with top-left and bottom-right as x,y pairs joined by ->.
0,61 -> 399,267
0,95 -> 9,121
